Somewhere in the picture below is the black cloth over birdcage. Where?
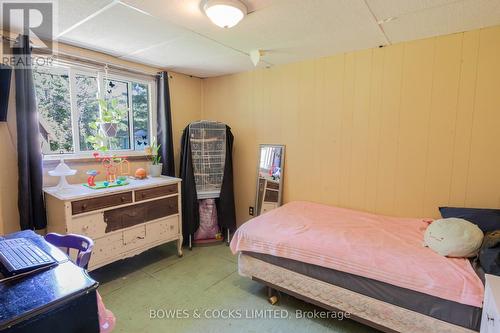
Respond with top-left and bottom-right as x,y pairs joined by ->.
179,123 -> 236,244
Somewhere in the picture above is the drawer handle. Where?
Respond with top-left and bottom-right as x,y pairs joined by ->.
120,196 -> 127,202
137,236 -> 145,240
487,314 -> 495,324
82,203 -> 88,209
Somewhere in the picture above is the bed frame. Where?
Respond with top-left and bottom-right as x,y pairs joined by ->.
238,253 -> 477,333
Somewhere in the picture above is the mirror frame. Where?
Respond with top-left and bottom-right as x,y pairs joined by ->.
254,144 -> 285,216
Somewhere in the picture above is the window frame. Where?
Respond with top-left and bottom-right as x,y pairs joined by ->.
36,64 -> 157,159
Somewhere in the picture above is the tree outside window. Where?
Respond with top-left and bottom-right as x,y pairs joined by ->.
33,64 -> 154,155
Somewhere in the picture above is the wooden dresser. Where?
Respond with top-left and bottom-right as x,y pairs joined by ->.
44,176 -> 182,271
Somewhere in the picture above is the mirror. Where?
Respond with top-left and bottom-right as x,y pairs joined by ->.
255,144 -> 285,216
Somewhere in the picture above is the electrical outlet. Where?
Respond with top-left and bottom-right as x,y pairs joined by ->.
249,206 -> 254,216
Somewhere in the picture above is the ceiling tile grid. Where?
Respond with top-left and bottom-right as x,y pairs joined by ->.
17,0 -> 499,77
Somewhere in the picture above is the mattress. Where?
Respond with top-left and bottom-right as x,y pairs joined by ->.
244,251 -> 482,331
238,253 -> 477,333
230,201 -> 484,307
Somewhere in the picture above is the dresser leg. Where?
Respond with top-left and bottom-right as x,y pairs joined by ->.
177,237 -> 183,257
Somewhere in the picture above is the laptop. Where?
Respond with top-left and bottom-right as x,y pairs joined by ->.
0,238 -> 56,277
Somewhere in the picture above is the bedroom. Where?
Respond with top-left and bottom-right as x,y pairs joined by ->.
1,0 -> 500,332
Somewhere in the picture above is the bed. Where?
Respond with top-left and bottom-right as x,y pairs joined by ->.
230,201 -> 485,333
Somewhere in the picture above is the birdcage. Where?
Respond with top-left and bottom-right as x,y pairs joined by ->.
189,121 -> 226,199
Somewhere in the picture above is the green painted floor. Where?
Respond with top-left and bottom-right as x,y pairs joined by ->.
90,243 -> 379,333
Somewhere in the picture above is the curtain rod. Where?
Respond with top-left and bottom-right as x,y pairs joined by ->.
2,33 -> 173,79
33,47 -> 161,79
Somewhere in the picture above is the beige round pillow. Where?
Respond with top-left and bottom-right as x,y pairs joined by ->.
423,218 -> 484,258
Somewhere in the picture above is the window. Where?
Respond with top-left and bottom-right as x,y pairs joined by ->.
33,64 -> 155,155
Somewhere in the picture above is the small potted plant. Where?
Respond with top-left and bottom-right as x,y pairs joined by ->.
149,138 -> 162,177
97,98 -> 126,137
86,98 -> 127,151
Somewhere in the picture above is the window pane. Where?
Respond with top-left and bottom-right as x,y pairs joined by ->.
75,74 -> 99,151
132,82 -> 149,150
33,67 -> 73,154
105,79 -> 130,150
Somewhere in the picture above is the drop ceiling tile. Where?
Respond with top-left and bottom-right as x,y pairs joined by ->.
60,2 -> 188,56
477,0 -> 500,27
245,0 -> 275,12
124,33 -> 243,66
169,54 -> 259,78
35,0 -> 500,78
57,0 -> 114,35
365,0 -> 460,21
382,0 -> 500,43
0,0 -> 114,39
123,0 -> 386,61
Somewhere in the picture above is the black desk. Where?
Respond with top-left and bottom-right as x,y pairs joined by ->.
0,230 -> 99,333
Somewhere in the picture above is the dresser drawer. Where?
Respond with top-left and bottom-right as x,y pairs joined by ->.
123,225 -> 146,248
264,189 -> 279,203
90,232 -> 124,266
146,216 -> 179,242
69,213 -> 106,238
72,192 -> 132,215
104,205 -> 147,233
103,196 -> 178,233
261,202 -> 278,214
266,181 -> 280,190
135,184 -> 177,202
145,196 -> 178,221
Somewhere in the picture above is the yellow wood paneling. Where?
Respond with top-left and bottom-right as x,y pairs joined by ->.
423,34 -> 462,217
375,44 -> 404,215
319,54 -> 345,206
449,30 -> 480,206
201,26 -> 500,226
364,48 -> 384,212
467,26 -> 500,208
349,49 -> 372,210
394,38 -> 435,217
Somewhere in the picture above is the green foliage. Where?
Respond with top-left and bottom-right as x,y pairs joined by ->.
132,82 -> 149,146
98,99 -> 127,124
33,67 -> 151,154
150,138 -> 162,165
33,69 -> 73,154
76,75 -> 99,151
86,97 -> 128,152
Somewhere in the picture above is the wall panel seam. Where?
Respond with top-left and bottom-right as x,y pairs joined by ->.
464,30 -> 482,206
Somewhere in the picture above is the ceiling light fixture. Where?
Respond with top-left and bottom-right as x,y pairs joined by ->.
203,0 -> 247,28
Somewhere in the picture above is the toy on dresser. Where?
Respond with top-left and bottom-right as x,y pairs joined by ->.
84,153 -> 131,189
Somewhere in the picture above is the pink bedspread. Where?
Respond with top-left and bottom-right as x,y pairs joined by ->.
230,201 -> 484,307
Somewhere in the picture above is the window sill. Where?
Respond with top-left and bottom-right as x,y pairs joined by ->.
43,151 -> 152,167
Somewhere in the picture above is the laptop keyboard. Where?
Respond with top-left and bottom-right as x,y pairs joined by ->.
0,238 -> 53,271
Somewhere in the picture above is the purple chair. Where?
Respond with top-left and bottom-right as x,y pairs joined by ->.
45,233 -> 94,269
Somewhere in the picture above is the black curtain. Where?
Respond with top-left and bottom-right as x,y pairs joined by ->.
156,71 -> 175,177
13,35 -> 47,230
